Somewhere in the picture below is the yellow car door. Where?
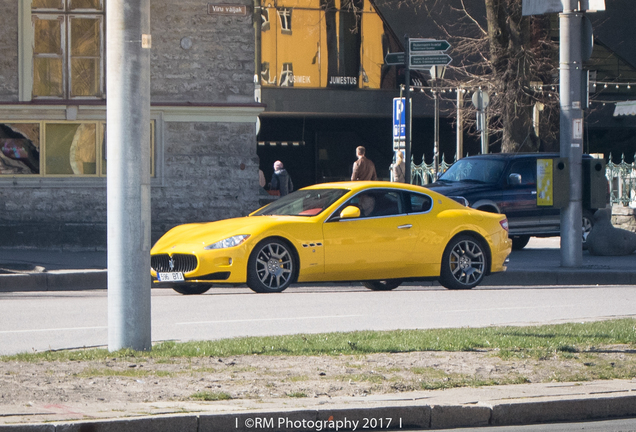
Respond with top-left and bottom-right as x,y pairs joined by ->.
321,189 -> 419,281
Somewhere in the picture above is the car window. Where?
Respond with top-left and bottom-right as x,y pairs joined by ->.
406,192 -> 432,213
343,189 -> 404,218
253,188 -> 348,216
508,159 -> 536,186
438,158 -> 506,183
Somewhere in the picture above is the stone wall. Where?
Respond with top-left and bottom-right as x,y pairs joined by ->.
0,2 -> 18,100
611,206 -> 636,233
150,0 -> 255,103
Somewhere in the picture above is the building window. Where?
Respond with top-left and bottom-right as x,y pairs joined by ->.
0,121 -> 155,177
31,0 -> 104,99
277,8 -> 292,35
280,63 -> 294,87
261,8 -> 270,32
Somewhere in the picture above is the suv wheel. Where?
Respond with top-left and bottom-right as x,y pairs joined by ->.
510,235 -> 531,250
582,210 -> 594,249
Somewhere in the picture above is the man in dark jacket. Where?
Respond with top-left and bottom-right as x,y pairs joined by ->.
270,160 -> 294,196
351,146 -> 377,181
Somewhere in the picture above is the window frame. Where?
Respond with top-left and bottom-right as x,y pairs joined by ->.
28,0 -> 105,101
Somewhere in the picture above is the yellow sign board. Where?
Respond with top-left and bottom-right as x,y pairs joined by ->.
536,158 -> 553,206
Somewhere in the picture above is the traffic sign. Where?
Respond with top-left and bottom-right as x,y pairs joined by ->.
409,39 -> 450,52
393,97 -> 406,140
410,54 -> 452,68
385,52 -> 405,66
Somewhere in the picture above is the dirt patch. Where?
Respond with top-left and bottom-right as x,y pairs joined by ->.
2,347 -> 636,406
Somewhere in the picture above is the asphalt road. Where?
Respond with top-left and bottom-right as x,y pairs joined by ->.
1,284 -> 635,356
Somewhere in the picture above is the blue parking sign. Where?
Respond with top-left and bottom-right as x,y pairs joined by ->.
393,97 -> 406,140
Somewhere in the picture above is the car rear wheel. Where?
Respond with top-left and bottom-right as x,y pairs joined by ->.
172,284 -> 212,295
361,280 -> 402,291
511,235 -> 531,250
247,239 -> 296,293
439,235 -> 487,290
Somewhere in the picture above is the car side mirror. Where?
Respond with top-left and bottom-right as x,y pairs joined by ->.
508,173 -> 522,186
340,205 -> 361,219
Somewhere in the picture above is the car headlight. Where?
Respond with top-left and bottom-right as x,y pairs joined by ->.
204,235 -> 250,250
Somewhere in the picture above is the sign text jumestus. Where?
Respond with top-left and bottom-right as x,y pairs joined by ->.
208,3 -> 248,15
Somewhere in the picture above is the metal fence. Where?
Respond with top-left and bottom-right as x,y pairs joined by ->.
606,153 -> 636,207
396,152 -> 636,208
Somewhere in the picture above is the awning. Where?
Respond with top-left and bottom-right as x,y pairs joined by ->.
613,100 -> 636,116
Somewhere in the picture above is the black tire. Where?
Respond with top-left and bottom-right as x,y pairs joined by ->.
172,284 -> 212,295
582,210 -> 594,249
510,235 -> 531,250
247,238 -> 296,293
439,234 -> 488,290
361,280 -> 402,291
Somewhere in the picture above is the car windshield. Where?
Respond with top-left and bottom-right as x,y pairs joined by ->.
438,158 -> 506,184
253,188 -> 349,217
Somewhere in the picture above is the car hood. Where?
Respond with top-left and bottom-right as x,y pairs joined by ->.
425,181 -> 494,197
151,215 -> 298,252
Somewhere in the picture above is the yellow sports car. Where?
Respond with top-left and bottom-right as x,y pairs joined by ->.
151,181 -> 511,294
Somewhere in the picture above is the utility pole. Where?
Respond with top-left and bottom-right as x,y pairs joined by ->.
404,35 -> 412,184
107,0 -> 152,351
559,0 -> 584,267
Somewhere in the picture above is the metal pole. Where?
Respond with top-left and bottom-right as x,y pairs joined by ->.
456,88 -> 463,160
559,0 -> 584,267
107,0 -> 152,351
433,88 -> 439,177
404,35 -> 412,184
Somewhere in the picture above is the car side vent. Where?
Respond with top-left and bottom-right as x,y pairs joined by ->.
151,254 -> 198,273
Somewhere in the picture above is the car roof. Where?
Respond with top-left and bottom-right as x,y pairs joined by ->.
302,180 -> 432,194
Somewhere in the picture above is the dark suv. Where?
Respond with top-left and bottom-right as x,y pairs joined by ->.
426,153 -> 604,250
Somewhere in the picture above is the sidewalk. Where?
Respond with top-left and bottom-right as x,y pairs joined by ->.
1,238 -> 635,292
1,378 -> 635,430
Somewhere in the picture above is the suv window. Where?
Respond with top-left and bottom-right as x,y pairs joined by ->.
508,159 -> 536,186
438,158 -> 506,183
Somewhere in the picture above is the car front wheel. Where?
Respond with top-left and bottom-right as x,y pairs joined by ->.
361,280 -> 402,291
247,239 -> 296,293
439,235 -> 487,290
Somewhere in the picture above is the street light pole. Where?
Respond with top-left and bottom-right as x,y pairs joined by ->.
404,35 -> 412,184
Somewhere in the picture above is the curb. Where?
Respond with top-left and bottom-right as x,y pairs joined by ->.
4,393 -> 636,431
0,270 -> 107,292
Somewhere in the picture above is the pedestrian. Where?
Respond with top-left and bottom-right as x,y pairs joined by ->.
351,146 -> 377,181
270,160 -> 293,196
392,150 -> 405,183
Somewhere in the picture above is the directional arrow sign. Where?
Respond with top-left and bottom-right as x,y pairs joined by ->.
410,39 -> 450,52
410,54 -> 452,68
385,52 -> 405,66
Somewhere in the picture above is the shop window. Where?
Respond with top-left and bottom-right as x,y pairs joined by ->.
0,121 -> 155,177
31,0 -> 104,99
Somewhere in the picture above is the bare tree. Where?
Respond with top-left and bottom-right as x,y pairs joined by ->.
404,0 -> 560,152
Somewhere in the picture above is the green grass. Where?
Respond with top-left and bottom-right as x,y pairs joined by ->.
189,391 -> 232,401
3,318 -> 635,363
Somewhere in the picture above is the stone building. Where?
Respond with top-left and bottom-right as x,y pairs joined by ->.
0,0 -> 262,249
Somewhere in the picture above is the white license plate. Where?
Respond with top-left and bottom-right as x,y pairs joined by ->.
158,272 -> 185,282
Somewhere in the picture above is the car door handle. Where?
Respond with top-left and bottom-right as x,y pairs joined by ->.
398,224 -> 413,229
